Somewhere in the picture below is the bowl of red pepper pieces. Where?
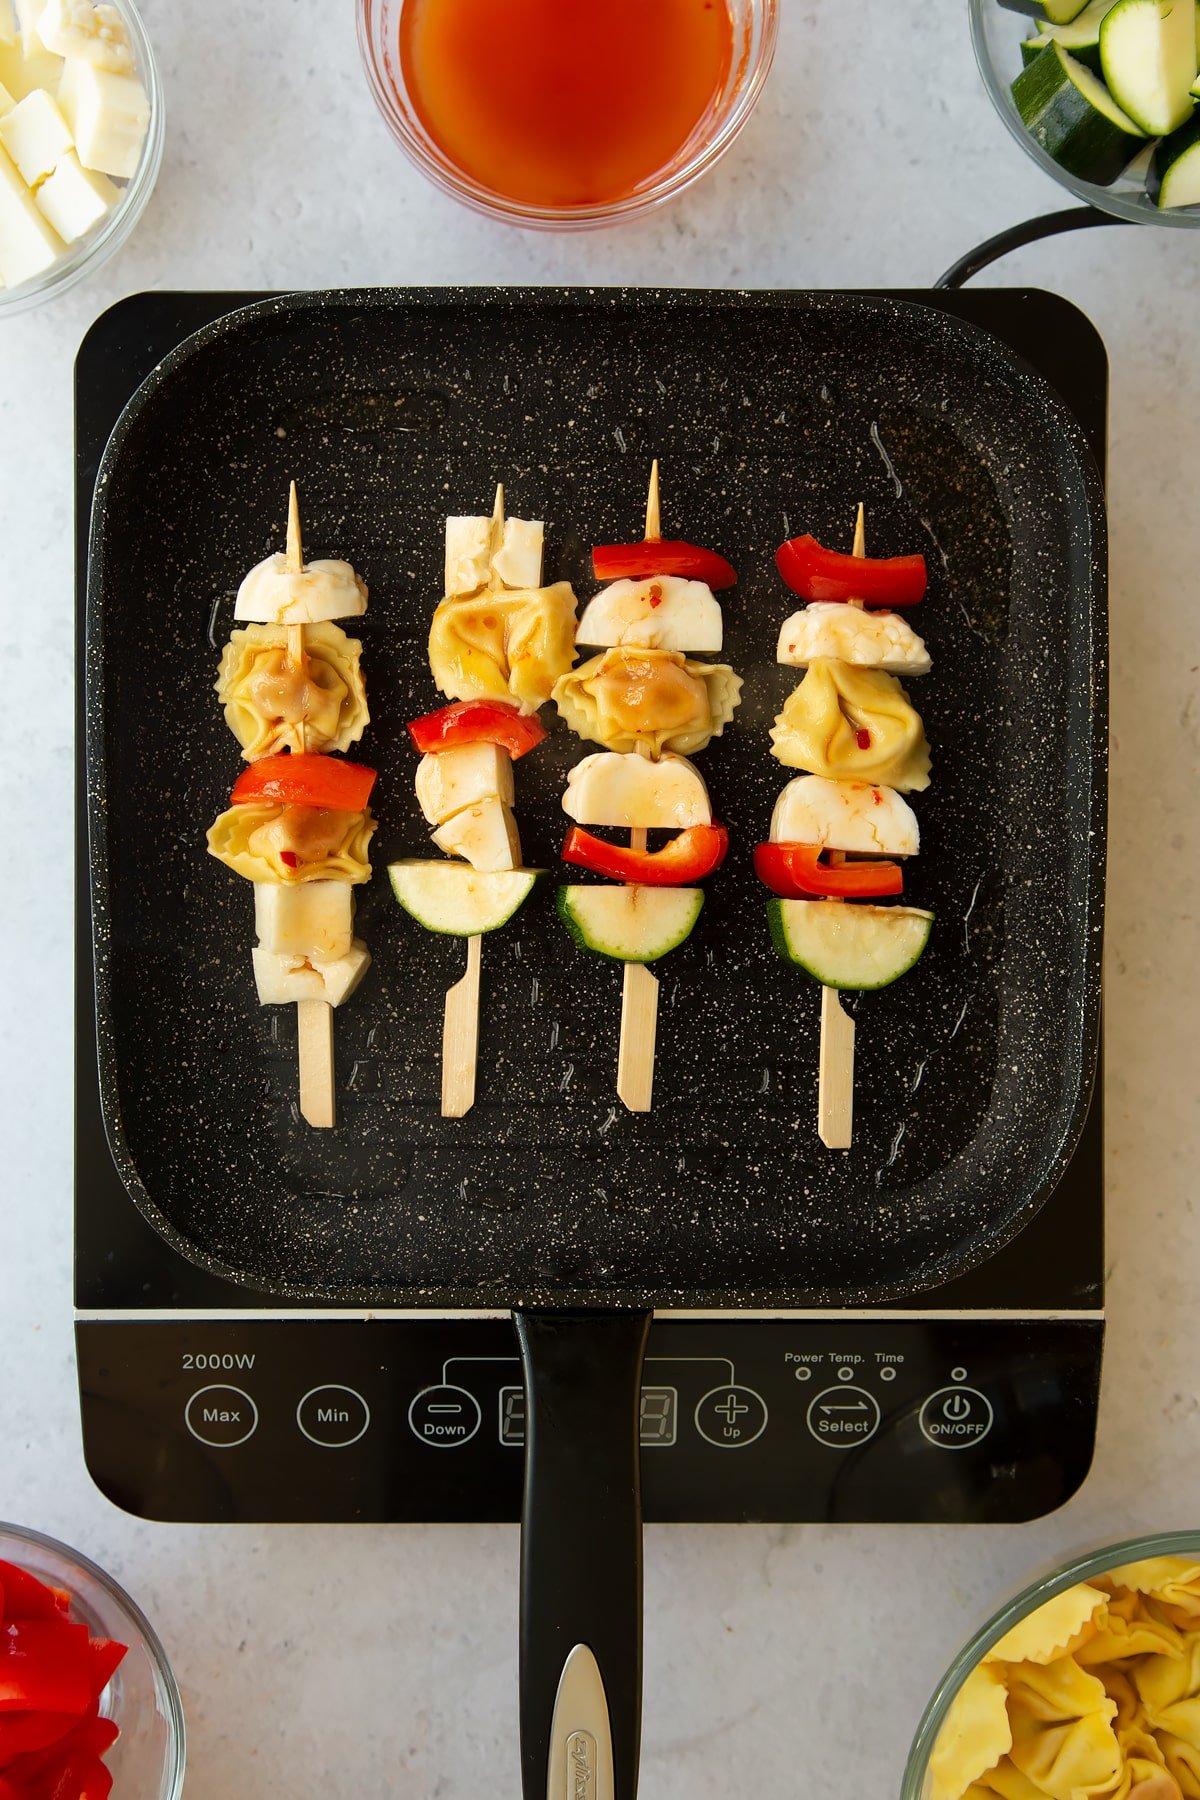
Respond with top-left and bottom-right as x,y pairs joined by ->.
0,1525 -> 184,1800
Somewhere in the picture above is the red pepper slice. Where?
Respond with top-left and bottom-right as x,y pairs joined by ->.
230,753 -> 376,814
0,1620 -> 90,1716
0,1565 -> 64,1625
562,823 -> 729,885
775,535 -> 927,607
0,1709 -> 82,1762
408,699 -> 546,760
85,1642 -> 125,1702
44,1751 -> 115,1800
754,842 -> 904,899
592,539 -> 737,589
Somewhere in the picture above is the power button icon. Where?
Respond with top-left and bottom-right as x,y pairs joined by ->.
919,1385 -> 993,1450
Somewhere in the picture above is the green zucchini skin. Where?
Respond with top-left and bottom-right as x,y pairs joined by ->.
999,0 -> 1092,22
1149,108 -> 1200,203
1013,42 -> 1147,183
1023,33 -> 1104,71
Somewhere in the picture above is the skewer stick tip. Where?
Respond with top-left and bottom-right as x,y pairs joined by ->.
852,501 -> 866,561
286,481 -> 304,575
644,459 -> 661,542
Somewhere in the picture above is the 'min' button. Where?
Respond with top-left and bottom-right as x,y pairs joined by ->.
185,1385 -> 258,1448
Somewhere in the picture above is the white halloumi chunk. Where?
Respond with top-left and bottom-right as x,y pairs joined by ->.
14,0 -> 39,53
0,3 -> 16,46
57,54 -> 146,177
37,0 -> 134,73
415,742 -> 513,826
776,602 -> 930,675
34,142 -> 112,236
252,941 -> 371,1007
254,880 -> 354,962
563,750 -> 712,830
576,576 -> 722,653
444,515 -> 493,597
0,138 -> 61,284
432,796 -> 522,872
0,84 -> 71,182
492,516 -> 544,589
0,37 -> 63,102
0,78 -> 14,114
770,776 -> 919,858
234,552 -> 367,624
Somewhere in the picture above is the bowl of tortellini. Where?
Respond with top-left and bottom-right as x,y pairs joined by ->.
904,1534 -> 1200,1800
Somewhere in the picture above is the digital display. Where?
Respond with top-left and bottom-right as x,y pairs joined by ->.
499,1386 -> 677,1448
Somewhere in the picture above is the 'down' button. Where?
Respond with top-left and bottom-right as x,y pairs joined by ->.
185,1385 -> 258,1448
297,1386 -> 370,1448
919,1386 -> 994,1450
408,1385 -> 482,1447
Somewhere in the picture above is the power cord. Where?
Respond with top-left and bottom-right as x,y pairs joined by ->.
934,204 -> 1132,288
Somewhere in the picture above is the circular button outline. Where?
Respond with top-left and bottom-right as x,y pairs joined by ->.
296,1384 -> 371,1449
407,1383 -> 482,1449
806,1384 -> 881,1450
694,1384 -> 768,1449
185,1384 -> 258,1449
919,1385 -> 994,1452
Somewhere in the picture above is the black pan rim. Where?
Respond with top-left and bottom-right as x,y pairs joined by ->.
83,285 -> 1107,1309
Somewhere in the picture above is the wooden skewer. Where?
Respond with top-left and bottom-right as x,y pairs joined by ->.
616,461 -> 663,1114
285,480 -> 336,1130
815,502 -> 866,1151
440,483 -> 507,1117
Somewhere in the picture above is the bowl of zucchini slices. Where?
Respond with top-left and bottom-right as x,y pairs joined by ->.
971,0 -> 1200,220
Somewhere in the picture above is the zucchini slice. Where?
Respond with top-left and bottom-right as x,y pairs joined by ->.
1149,107 -> 1200,201
1022,0 -> 1116,68
1099,0 -> 1198,136
388,860 -> 540,936
1023,30 -> 1104,69
767,900 -> 933,991
1013,42 -> 1147,182
557,884 -> 703,963
1000,0 -> 1092,22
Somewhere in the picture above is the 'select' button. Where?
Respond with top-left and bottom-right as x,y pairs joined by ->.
919,1386 -> 994,1450
185,1385 -> 258,1448
297,1385 -> 370,1448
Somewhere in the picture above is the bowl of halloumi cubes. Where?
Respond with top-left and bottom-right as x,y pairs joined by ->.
0,0 -> 161,312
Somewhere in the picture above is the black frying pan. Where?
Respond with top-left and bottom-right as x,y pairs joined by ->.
85,289 -> 1106,1798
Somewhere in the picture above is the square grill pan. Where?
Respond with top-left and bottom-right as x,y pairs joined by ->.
84,288 -> 1106,1308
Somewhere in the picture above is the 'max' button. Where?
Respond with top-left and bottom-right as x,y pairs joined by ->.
185,1385 -> 258,1448
297,1385 -> 371,1449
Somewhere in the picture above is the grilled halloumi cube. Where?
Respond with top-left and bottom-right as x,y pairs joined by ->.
234,552 -> 367,625
776,603 -> 930,675
444,515 -> 545,596
251,941 -> 371,1007
432,796 -> 522,872
576,577 -> 722,653
562,751 -> 711,830
771,776 -> 919,858
415,742 -> 514,826
254,880 -> 355,961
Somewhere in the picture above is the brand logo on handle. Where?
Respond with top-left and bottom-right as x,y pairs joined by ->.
565,1730 -> 596,1800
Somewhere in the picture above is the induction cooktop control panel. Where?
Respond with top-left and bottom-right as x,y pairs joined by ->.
76,1314 -> 1101,1524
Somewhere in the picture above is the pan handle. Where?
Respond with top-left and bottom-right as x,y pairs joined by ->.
515,1308 -> 652,1800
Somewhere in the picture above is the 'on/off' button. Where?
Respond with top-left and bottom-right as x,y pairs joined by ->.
919,1386 -> 994,1450
185,1385 -> 258,1448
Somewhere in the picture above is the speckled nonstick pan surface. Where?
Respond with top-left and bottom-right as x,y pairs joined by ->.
84,288 -> 1106,1308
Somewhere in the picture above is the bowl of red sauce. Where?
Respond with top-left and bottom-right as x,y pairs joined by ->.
357,0 -> 779,228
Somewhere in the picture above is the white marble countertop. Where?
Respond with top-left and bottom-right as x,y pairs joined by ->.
2,3 -> 1199,1795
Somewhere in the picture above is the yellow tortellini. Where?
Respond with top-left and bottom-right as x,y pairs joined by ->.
931,1665 -> 1012,1800
930,1568 -> 1200,1800
207,803 -> 375,885
769,658 -> 930,792
1004,1656 -> 1121,1799
216,622 -> 369,760
553,647 -> 742,756
428,581 -> 578,712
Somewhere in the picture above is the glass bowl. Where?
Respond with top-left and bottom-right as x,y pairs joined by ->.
356,0 -> 778,229
970,0 -> 1199,229
902,1529 -> 1200,1799
0,0 -> 164,316
0,1522 -> 185,1799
